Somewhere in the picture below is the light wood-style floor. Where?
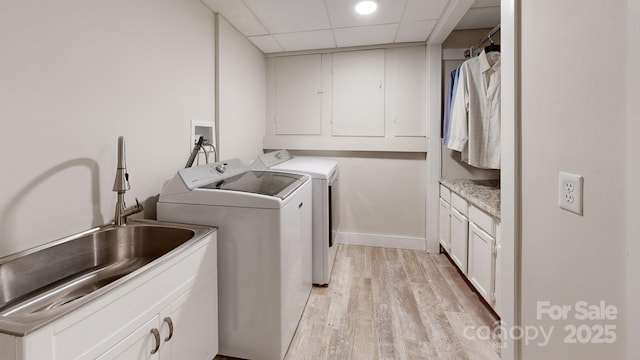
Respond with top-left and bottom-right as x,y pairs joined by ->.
217,244 -> 500,360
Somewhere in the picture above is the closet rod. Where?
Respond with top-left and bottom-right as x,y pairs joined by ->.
465,24 -> 501,58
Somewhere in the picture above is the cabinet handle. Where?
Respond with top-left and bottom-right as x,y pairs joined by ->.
150,328 -> 160,354
163,316 -> 174,342
299,202 -> 303,209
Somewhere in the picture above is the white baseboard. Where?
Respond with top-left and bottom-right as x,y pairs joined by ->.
335,232 -> 426,251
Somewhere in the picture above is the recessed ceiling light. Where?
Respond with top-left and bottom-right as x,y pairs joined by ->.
355,1 -> 377,15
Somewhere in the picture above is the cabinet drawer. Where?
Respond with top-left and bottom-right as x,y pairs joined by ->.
469,205 -> 495,237
439,185 -> 451,203
451,192 -> 468,216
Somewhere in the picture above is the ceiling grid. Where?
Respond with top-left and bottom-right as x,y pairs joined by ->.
201,0 -> 499,53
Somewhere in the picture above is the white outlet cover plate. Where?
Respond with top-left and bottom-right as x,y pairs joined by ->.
558,172 -> 583,215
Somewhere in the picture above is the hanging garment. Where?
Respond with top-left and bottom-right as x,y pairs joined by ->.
448,49 -> 501,169
443,63 -> 463,146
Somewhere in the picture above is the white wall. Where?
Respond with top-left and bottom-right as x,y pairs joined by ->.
627,0 -> 640,357
520,0 -> 626,357
288,151 -> 427,250
217,16 -> 266,163
0,0 -> 215,257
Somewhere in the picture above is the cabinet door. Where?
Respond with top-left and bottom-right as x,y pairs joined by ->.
439,198 -> 451,252
388,46 -> 426,136
332,49 -> 385,136
468,222 -> 496,304
275,54 -> 322,135
160,278 -> 218,360
97,316 -> 160,360
450,207 -> 468,273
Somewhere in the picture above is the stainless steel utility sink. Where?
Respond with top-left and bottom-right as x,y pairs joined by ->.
0,220 -> 214,336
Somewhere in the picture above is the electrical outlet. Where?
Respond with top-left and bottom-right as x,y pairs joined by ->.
558,172 -> 583,215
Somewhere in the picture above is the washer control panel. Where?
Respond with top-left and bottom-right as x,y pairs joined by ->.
178,158 -> 248,190
256,150 -> 293,168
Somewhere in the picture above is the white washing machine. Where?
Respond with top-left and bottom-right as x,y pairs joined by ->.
253,150 -> 339,286
157,158 -> 312,360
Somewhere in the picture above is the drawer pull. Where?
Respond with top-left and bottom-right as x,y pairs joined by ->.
164,317 -> 174,341
150,328 -> 160,354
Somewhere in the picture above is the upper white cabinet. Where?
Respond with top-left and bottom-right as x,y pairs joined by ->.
275,54 -> 322,135
331,49 -> 385,137
264,45 -> 429,152
386,46 -> 426,137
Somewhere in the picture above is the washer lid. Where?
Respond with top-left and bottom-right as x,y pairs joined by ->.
200,170 -> 306,199
270,157 -> 338,180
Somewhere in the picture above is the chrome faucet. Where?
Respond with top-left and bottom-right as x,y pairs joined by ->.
113,136 -> 143,226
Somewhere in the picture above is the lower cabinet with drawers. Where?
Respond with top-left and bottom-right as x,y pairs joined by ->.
439,184 -> 500,315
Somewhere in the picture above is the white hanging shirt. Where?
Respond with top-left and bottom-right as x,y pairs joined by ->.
448,50 -> 501,169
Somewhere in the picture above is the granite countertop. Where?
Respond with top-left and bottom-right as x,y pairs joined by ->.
440,178 -> 501,219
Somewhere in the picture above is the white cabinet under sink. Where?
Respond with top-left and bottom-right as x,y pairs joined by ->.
97,316 -> 160,360
98,278 -> 217,360
0,232 -> 218,360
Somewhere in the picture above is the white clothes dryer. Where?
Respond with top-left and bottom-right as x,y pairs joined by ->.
253,150 -> 339,286
157,158 -> 312,360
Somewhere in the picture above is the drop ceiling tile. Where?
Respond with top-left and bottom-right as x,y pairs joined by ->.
396,20 -> 437,42
248,35 -> 284,53
403,0 -> 449,21
333,24 -> 398,48
325,0 -> 407,28
274,30 -> 336,52
455,6 -> 500,30
244,0 -> 331,33
201,0 -> 268,36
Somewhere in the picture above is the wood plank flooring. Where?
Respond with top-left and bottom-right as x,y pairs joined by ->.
216,244 -> 501,360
